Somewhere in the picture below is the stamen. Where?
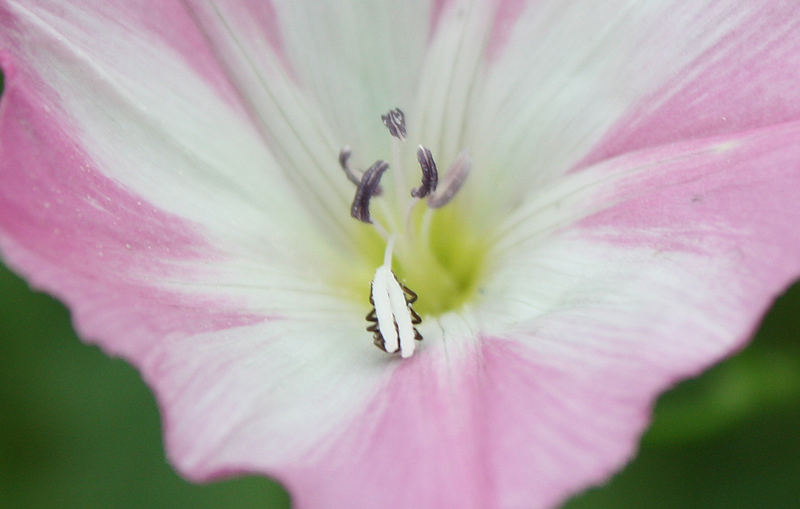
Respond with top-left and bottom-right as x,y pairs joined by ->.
350,160 -> 389,223
381,108 -> 407,141
412,145 -> 438,198
427,151 -> 472,209
339,109 -> 471,358
340,146 -> 382,195
338,147 -> 357,185
338,146 -> 362,186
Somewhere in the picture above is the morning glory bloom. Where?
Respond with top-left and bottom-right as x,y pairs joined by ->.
2,1 -> 800,508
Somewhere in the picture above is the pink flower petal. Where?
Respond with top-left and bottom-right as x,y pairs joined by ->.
150,315 -> 397,485
0,0 -> 374,376
0,2 -> 266,359
578,5 -> 800,168
463,1 -> 800,229
185,0 -> 436,161
481,123 -> 800,506
0,78 -> 250,360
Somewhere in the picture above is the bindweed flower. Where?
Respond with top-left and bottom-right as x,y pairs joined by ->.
2,1 -> 800,507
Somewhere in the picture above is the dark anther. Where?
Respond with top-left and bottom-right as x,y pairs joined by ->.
340,146 -> 382,195
412,145 -> 439,198
381,108 -> 406,141
350,160 -> 389,223
427,151 -> 472,209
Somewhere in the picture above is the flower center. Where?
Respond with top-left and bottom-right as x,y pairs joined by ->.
393,202 -> 487,316
341,109 -> 486,355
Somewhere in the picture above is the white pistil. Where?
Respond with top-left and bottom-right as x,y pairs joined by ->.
369,236 -> 419,358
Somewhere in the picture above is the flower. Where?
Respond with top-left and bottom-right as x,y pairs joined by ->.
2,1 -> 800,508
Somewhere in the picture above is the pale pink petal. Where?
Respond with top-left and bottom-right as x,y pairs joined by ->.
1,0 -> 358,244
149,312 -> 399,484
184,0 -> 436,175
461,1 -> 800,230
0,0 -> 265,359
479,122 -> 800,507
410,0 -> 497,160
578,7 -> 800,168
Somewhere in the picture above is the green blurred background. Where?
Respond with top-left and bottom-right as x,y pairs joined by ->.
2,75 -> 800,508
